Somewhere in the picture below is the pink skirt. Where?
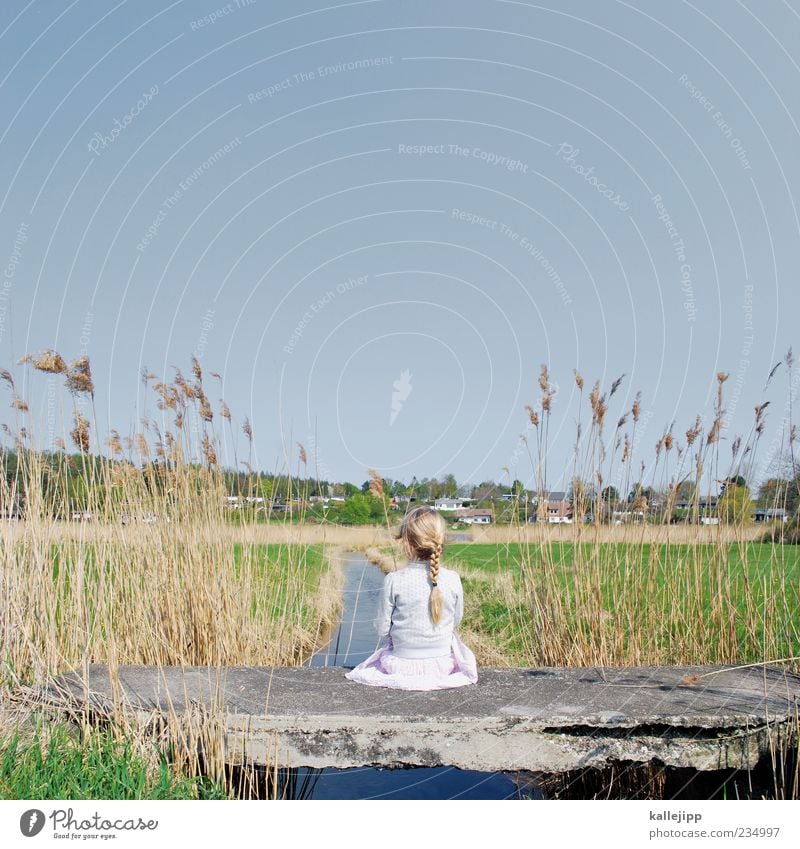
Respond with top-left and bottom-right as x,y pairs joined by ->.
345,633 -> 478,691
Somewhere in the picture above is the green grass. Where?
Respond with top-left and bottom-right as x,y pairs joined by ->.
0,723 -> 228,800
44,541 -> 330,638
232,542 -> 335,653
446,541 -> 800,576
231,543 -> 329,626
446,542 -> 800,666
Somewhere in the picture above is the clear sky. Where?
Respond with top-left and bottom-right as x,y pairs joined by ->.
1,0 -> 798,491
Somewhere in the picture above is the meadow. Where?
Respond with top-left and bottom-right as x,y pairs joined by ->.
444,540 -> 800,668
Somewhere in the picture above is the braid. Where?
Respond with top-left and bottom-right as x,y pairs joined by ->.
429,541 -> 443,625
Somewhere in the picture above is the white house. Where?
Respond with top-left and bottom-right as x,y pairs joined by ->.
461,508 -> 493,524
433,498 -> 470,511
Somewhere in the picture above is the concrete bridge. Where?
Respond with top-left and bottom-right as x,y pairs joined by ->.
44,662 -> 800,773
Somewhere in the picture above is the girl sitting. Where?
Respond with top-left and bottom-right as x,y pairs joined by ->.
345,506 -> 478,691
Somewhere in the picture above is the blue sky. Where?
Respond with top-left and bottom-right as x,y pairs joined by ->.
1,0 -> 799,490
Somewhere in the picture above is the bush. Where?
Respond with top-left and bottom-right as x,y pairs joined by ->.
717,484 -> 754,525
761,519 -> 800,545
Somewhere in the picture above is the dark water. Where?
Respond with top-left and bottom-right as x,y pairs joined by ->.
286,766 -> 537,800
305,552 -> 534,800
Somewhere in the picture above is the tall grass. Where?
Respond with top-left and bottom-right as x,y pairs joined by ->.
0,352 -> 342,798
505,358 -> 799,671
503,356 -> 800,798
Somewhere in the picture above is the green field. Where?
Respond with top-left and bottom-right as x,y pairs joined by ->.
446,541 -> 800,575
443,542 -> 800,667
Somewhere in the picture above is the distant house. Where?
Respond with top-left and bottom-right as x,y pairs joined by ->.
461,508 -> 492,524
433,498 -> 471,511
544,491 -> 572,522
526,492 -> 573,523
674,495 -> 718,511
226,495 -> 267,509
674,494 -> 719,522
388,495 -> 415,510
612,509 -> 645,525
753,507 -> 788,523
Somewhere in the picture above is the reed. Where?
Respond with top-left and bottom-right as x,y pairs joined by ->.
494,353 -> 800,798
0,352 -> 342,798
504,354 -> 799,671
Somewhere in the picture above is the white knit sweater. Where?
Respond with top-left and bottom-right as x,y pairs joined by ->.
373,559 -> 465,658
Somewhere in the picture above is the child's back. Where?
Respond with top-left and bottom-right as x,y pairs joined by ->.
375,559 -> 464,658
345,507 -> 478,691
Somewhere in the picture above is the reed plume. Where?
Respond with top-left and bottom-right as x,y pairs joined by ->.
22,349 -> 68,374
70,411 -> 90,452
66,356 -> 94,396
367,467 -> 384,499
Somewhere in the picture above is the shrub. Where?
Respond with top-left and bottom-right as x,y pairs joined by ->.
761,518 -> 800,545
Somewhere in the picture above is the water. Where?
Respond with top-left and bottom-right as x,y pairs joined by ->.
305,552 -> 533,800
287,766 -> 537,800
308,551 -> 385,669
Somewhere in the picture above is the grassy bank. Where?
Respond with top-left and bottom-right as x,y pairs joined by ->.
442,541 -> 800,668
0,524 -> 342,799
0,722 -> 229,800
2,531 -> 340,685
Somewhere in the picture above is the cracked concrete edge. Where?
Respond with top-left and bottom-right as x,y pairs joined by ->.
86,705 -> 792,772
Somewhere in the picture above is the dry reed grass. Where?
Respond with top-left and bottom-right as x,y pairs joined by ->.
11,521 -> 395,548
0,353 -> 345,798
472,523 -> 765,544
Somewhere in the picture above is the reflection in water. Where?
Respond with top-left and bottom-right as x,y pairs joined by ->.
290,765 -> 541,800
309,552 -> 384,669
227,764 -> 322,800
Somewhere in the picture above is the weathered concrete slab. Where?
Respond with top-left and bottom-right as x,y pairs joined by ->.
45,663 -> 800,772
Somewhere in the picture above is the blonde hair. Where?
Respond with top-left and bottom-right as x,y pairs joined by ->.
397,507 -> 447,624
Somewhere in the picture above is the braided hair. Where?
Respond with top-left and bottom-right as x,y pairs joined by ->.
397,506 -> 447,625
428,539 -> 444,624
